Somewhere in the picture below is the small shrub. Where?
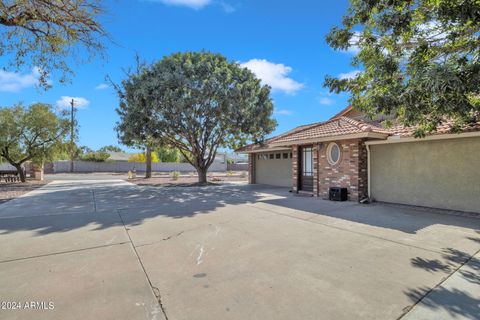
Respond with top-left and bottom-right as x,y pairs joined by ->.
240,171 -> 247,178
170,171 -> 180,180
128,152 -> 159,163
227,171 -> 234,176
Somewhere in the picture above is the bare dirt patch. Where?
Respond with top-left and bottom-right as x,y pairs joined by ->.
0,180 -> 48,204
128,172 -> 248,187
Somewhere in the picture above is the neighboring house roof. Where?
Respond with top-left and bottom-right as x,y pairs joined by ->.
236,106 -> 480,153
106,151 -> 131,161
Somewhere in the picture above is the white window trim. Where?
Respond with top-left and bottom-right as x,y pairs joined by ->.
326,142 -> 341,166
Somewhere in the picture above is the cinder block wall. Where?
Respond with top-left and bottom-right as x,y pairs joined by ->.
52,161 -> 227,173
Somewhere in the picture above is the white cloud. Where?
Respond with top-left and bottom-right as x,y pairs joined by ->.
318,97 -> 335,106
0,68 -> 41,92
274,109 -> 293,116
95,83 -> 109,90
241,59 -> 304,95
342,31 -> 361,54
56,96 -> 90,110
339,70 -> 361,80
219,1 -> 236,12
318,92 -> 336,106
149,0 -> 211,9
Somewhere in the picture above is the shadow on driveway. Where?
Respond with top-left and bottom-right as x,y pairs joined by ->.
404,239 -> 480,320
0,181 -> 479,238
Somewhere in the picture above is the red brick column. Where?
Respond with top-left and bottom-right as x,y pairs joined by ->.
357,140 -> 369,200
313,144 -> 319,197
317,139 -> 369,201
248,153 -> 256,184
292,145 -> 298,192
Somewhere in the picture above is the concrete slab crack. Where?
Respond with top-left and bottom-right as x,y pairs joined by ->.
117,210 -> 169,320
162,231 -> 184,241
152,286 -> 169,320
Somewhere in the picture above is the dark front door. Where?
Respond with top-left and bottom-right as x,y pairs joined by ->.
299,146 -> 313,192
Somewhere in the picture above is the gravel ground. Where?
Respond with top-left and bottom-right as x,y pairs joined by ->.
0,180 -> 48,204
129,171 -> 248,187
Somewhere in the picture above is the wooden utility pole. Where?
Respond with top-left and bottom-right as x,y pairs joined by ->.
70,99 -> 75,173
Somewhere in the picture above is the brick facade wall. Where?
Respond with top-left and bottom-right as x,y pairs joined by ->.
357,141 -> 369,200
317,139 -> 368,201
291,145 -> 299,191
246,139 -> 368,202
313,144 -> 319,196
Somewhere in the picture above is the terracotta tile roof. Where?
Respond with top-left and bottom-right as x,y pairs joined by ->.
330,105 -> 354,119
386,119 -> 480,137
235,113 -> 480,153
236,117 -> 388,152
269,117 -> 388,144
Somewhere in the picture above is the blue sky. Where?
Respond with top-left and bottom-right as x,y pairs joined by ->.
0,0 -> 359,152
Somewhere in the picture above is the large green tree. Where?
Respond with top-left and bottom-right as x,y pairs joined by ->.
0,0 -> 106,87
0,103 -> 69,181
325,0 -> 480,136
117,51 -> 276,184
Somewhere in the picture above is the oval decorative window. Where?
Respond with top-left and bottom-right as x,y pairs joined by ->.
327,142 -> 341,165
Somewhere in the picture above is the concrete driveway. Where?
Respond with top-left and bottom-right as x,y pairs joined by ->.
0,179 -> 479,320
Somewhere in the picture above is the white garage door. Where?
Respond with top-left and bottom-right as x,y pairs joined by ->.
255,151 -> 292,187
370,137 -> 480,213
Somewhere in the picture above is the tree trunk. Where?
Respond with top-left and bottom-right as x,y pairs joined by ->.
14,164 -> 26,182
145,146 -> 152,179
196,167 -> 208,185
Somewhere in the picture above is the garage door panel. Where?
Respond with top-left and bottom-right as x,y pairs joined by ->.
370,137 -> 480,213
256,153 -> 292,187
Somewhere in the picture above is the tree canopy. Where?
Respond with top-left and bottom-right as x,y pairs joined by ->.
156,146 -> 181,163
325,0 -> 480,137
80,151 -> 110,162
116,51 -> 276,183
0,0 -> 106,87
0,103 -> 69,181
98,145 -> 123,153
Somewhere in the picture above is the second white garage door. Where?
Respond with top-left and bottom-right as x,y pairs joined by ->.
255,151 -> 292,187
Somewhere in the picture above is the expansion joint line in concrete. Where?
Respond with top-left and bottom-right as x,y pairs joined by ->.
91,189 -> 97,212
116,210 -> 169,320
0,241 -> 129,264
396,247 -> 480,320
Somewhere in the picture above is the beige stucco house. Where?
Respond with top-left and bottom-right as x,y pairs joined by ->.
237,106 -> 480,213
